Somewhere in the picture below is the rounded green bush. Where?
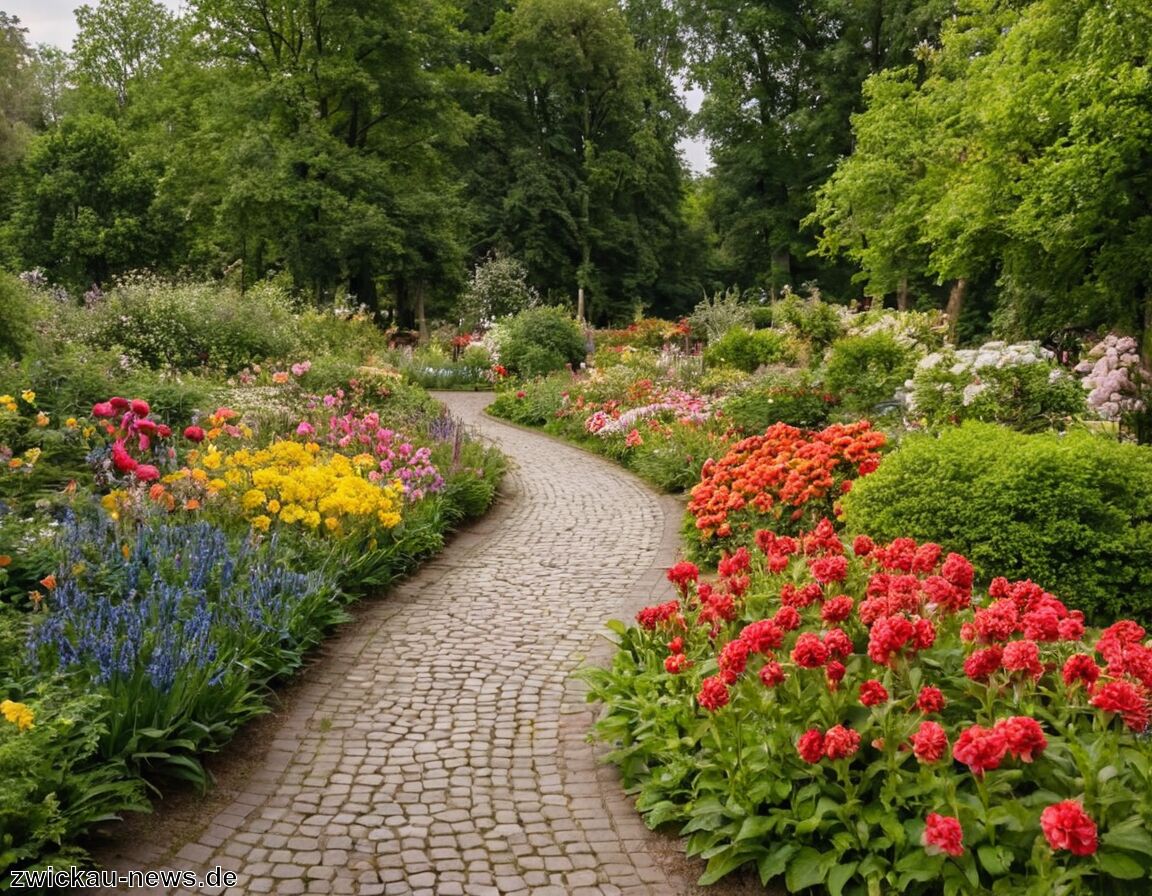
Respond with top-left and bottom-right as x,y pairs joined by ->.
722,380 -> 836,431
823,332 -> 916,412
703,327 -> 791,373
841,422 -> 1152,623
0,274 -> 40,360
497,306 -> 586,377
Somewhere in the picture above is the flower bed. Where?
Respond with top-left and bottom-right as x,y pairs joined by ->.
587,525 -> 1152,894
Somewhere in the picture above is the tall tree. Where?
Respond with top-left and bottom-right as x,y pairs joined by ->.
73,0 -> 177,108
0,13 -> 40,165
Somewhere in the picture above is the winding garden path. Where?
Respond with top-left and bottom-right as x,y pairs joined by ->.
93,392 -> 735,896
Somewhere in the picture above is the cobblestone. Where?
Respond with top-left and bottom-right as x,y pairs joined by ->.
91,392 -> 722,894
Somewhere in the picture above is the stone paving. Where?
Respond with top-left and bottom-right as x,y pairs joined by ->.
92,391 -> 719,895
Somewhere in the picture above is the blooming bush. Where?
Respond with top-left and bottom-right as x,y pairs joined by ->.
1075,334 -> 1150,432
586,524 -> 1152,894
685,421 -> 886,556
907,341 -> 1085,432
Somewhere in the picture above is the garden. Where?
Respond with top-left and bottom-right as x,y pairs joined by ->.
0,273 -> 505,876
480,289 -> 1152,895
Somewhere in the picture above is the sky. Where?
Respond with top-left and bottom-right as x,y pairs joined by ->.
4,0 -> 711,173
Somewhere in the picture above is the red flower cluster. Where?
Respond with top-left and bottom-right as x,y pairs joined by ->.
922,813 -> 964,856
858,679 -> 889,706
952,717 -> 1048,775
636,600 -> 681,630
687,422 -> 885,541
1040,801 -> 1097,855
93,395 -> 173,483
796,725 -> 861,762
909,721 -> 948,763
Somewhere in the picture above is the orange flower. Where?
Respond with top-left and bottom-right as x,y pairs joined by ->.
184,498 -> 201,511
39,574 -> 56,591
0,555 -> 10,567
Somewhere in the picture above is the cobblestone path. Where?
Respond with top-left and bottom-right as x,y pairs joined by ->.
93,391 -> 721,896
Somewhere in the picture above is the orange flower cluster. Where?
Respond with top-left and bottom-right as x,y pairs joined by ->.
687,421 -> 886,542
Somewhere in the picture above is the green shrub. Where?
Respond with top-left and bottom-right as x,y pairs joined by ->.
703,327 -> 791,373
841,423 -> 1152,623
722,377 -> 837,431
85,277 -> 298,373
0,275 -> 39,361
771,290 -> 845,355
823,332 -> 916,412
627,425 -> 725,492
294,307 -> 389,364
497,306 -> 586,377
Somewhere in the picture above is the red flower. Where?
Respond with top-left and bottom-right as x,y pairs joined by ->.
666,561 -> 699,591
823,627 -> 853,659
910,721 -> 949,764
1002,639 -> 1044,680
963,646 -> 1004,683
92,401 -> 115,418
922,813 -> 964,857
859,679 -> 889,707
759,661 -> 786,687
823,725 -> 860,760
825,660 -> 846,687
995,716 -> 1047,762
867,614 -> 914,666
740,619 -> 783,653
796,729 -> 825,764
916,686 -> 946,714
912,617 -> 937,650
636,600 -> 680,630
156,424 -> 172,438
667,636 -> 684,653
130,398 -> 150,417
1040,801 -> 1097,856
810,555 -> 848,584
184,425 -> 206,443
952,724 -> 1007,776
973,599 -> 1020,642
911,542 -> 942,573
773,605 -> 802,632
109,396 -> 129,410
135,418 -> 157,435
134,464 -> 160,483
697,676 -> 730,712
1061,654 -> 1101,689
718,546 -> 751,577
852,534 -> 874,557
515,390 -> 526,399
940,552 -> 974,590
110,440 -> 138,473
1090,680 -> 1149,732
791,632 -> 829,668
664,653 -> 691,674
820,595 -> 854,624
718,638 -> 752,683
1058,616 -> 1085,642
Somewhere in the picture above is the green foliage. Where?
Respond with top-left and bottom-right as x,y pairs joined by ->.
823,332 -> 916,412
703,327 -> 791,373
85,277 -> 297,373
772,290 -> 846,357
0,274 -> 39,360
0,680 -> 146,876
487,375 -> 571,426
722,376 -> 838,432
496,306 -> 586,377
456,252 -> 540,329
627,425 -> 723,493
842,423 -> 1152,623
688,288 -> 752,342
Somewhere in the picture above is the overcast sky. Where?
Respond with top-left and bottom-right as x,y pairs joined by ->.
3,0 -> 710,173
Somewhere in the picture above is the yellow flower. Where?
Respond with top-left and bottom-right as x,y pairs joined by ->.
8,458 -> 22,469
266,499 -> 281,514
20,390 -> 35,404
1,699 -> 33,732
208,478 -> 228,492
241,488 -> 267,511
201,449 -> 222,470
0,394 -> 12,405
250,515 -> 272,532
23,448 -> 41,465
65,417 -> 78,428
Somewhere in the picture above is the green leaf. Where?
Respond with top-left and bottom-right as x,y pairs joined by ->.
976,844 -> 1012,876
735,814 -> 775,842
758,843 -> 798,885
697,848 -> 751,885
786,846 -> 827,892
1097,850 -> 1146,880
1102,821 -> 1152,857
827,860 -> 859,896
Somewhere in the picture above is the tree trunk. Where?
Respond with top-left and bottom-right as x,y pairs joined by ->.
771,248 -> 791,298
350,263 -> 378,315
576,92 -> 592,323
896,276 -> 910,312
945,277 -> 968,338
415,281 -> 428,344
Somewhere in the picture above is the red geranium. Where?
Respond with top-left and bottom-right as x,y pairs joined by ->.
1090,680 -> 1150,732
820,595 -> 854,624
664,653 -> 691,674
823,627 -> 853,659
859,679 -> 889,707
963,646 -> 1003,682
916,686 -> 946,714
952,724 -> 1007,776
666,561 -> 699,593
759,661 -> 786,687
796,729 -> 825,763
823,725 -> 861,760
718,639 -> 752,683
1002,639 -> 1044,680
996,716 -> 1047,762
129,398 -> 150,417
697,676 -> 730,712
791,632 -> 829,668
910,721 -> 949,764
1040,801 -> 1097,856
1062,654 -> 1101,689
184,425 -> 206,443
740,619 -> 784,653
922,813 -> 964,857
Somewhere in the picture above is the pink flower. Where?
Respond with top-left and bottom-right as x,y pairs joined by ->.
109,397 -> 129,410
697,676 -> 730,712
296,421 -> 316,436
910,721 -> 949,764
995,716 -> 1047,762
953,724 -> 1007,776
183,426 -> 206,443
1040,801 -> 1097,856
823,725 -> 861,760
92,401 -> 115,418
923,813 -> 964,857
134,464 -> 160,482
796,729 -> 825,763
916,686 -> 946,714
130,398 -> 150,417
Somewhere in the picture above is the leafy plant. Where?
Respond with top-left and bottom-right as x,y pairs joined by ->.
496,306 -> 586,377
703,327 -> 792,373
823,332 -> 917,412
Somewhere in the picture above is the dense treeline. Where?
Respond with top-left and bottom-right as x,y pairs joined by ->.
0,0 -> 1149,344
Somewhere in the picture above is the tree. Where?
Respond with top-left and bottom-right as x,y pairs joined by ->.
73,0 -> 177,108
0,13 -> 40,165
